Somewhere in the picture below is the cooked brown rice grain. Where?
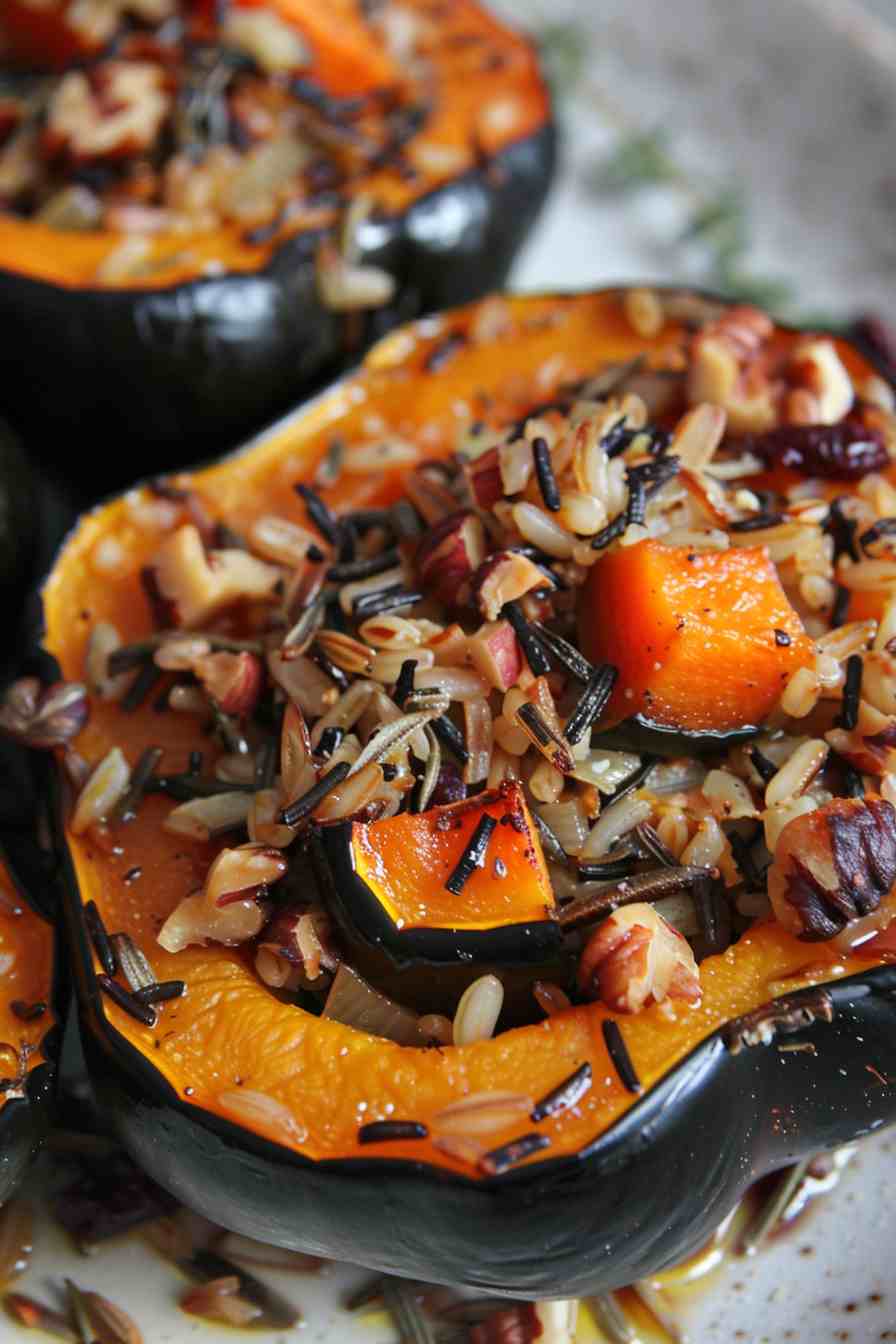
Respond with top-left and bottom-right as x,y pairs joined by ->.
71,748 -> 131,835
431,1134 -> 485,1166
874,595 -> 896,652
527,758 -> 565,804
370,648 -> 434,684
249,515 -> 318,568
779,666 -> 822,719
579,795 -> 652,859
163,792 -> 252,842
309,681 -> 377,749
679,816 -> 725,870
314,631 -> 374,676
837,557 -> 896,590
702,769 -> 757,820
763,791 -> 829,853
85,622 -> 131,700
463,697 -> 493,787
815,652 -> 845,691
357,615 -> 424,650
799,574 -> 836,611
511,502 -> 575,559
433,1089 -> 531,1136
498,437 -> 535,495
669,402 -> 726,470
414,666 -> 490,702
533,980 -> 572,1017
654,809 -> 690,859
452,975 -> 504,1046
216,1089 -> 306,1145
255,946 -> 294,989
268,651 -> 335,720
623,286 -> 665,339
817,619 -> 877,660
312,761 -> 384,822
536,799 -> 589,856
248,789 -> 296,848
215,754 -> 257,786
557,492 -> 607,537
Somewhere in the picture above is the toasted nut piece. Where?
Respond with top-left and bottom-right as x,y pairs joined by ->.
416,510 -> 487,606
688,305 -> 777,433
258,906 -> 340,981
464,447 -> 503,510
768,794 -> 896,940
46,62 -> 170,162
467,619 -> 523,691
472,550 -> 549,622
786,339 -> 854,425
578,902 -> 701,1013
193,651 -> 264,716
151,525 -> 281,628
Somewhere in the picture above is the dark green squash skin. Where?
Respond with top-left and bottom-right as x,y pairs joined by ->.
0,123 -> 555,498
22,288 -> 896,1295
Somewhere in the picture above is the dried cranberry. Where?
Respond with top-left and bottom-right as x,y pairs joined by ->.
742,418 -> 888,481
429,764 -> 467,807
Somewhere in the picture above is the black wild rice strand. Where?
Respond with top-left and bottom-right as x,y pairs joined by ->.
605,756 -> 656,805
98,975 -> 157,1028
729,513 -> 785,532
114,746 -> 163,823
295,482 -> 341,547
747,744 -> 778,786
152,684 -> 172,713
310,646 -> 350,693
317,726 -> 345,759
188,751 -> 203,775
515,702 -> 573,774
830,584 -> 850,629
121,662 -> 163,713
532,623 -> 594,683
107,644 -> 153,677
532,436 -> 560,511
444,815 -> 497,895
634,821 -> 676,867
590,515 -> 627,551
832,753 -> 865,799
328,547 -> 400,582
353,587 -> 423,619
307,542 -> 326,563
626,473 -> 646,527
825,497 -> 859,563
564,665 -> 617,745
132,980 -> 186,1005
148,775 -> 250,802
531,1062 -> 592,1122
602,1019 -> 641,1094
393,658 -> 417,709
280,761 -> 351,827
838,654 -> 863,731
531,810 -> 567,864
123,866 -> 142,884
576,854 -> 639,882
559,865 -> 713,930
693,875 -> 720,951
358,1120 -> 428,1144
601,419 -> 638,459
11,1000 -> 46,1022
479,1132 -> 551,1176
429,714 -> 469,764
254,739 -> 277,790
503,602 -> 551,677
212,703 -> 249,756
727,829 -> 765,889
860,517 -> 896,553
84,900 -> 117,976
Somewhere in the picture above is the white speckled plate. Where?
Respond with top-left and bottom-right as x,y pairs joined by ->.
13,1 -> 896,1339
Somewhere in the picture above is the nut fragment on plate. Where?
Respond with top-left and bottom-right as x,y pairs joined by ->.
578,903 -> 702,1013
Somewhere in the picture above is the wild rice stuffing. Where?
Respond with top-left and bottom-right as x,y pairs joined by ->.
10,287 -> 896,1160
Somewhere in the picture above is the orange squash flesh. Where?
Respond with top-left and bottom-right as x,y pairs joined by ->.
351,784 -> 553,934
42,290 -> 892,1174
0,0 -> 548,289
0,860 -> 55,1112
579,540 -> 814,735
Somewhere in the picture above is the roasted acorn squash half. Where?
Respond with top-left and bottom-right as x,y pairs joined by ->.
0,0 -> 554,489
0,845 -> 58,1201
21,287 -> 896,1296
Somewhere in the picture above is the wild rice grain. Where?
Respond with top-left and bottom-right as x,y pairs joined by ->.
98,975 -> 157,1028
354,587 -> 423,619
479,1132 -> 551,1175
531,1062 -> 592,1121
532,436 -> 561,512
280,761 -> 351,826
357,1120 -> 428,1144
837,654 -> 863,730
452,974 -> 504,1045
564,664 -> 617,744
84,901 -> 117,976
295,483 -> 341,546
445,816 -> 497,894
503,602 -> 551,677
602,1019 -> 641,1094
132,980 -> 186,1005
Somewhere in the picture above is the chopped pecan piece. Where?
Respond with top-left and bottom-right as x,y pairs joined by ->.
416,509 -> 486,606
768,794 -> 896,940
193,651 -> 264,716
45,62 -> 171,162
577,902 -> 701,1014
150,524 -> 281,627
472,550 -> 549,622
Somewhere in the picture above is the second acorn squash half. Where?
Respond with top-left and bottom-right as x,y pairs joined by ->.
0,0 -> 554,486
36,287 -> 896,1296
